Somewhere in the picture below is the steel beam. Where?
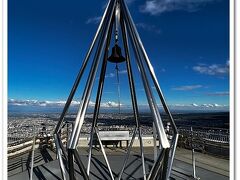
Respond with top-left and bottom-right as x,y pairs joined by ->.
166,134 -> 179,179
87,127 -> 94,175
120,13 -> 146,180
57,133 -> 68,160
120,0 -> 170,149
147,149 -> 166,180
68,0 -> 117,149
95,128 -> 115,180
54,0 -> 112,134
87,13 -> 115,175
30,136 -> 35,180
54,134 -> 67,180
161,148 -> 170,180
125,2 -> 178,174
117,127 -> 137,180
120,1 -> 175,178
74,149 -> 90,180
120,0 -> 178,135
68,149 -> 76,180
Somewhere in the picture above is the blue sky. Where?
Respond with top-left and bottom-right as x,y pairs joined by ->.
8,0 -> 229,111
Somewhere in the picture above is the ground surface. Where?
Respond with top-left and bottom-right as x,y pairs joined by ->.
8,147 -> 229,180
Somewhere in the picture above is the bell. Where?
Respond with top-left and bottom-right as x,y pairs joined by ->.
108,44 -> 126,63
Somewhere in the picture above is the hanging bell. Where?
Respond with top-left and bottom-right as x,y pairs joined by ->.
108,44 -> 126,63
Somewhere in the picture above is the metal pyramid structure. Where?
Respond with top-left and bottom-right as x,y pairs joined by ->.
54,0 -> 178,179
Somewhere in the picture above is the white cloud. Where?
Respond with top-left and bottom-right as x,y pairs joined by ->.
8,99 -> 123,109
88,101 -> 95,107
172,85 -> 203,91
118,70 -> 128,74
105,73 -> 115,78
206,91 -> 229,96
171,103 -> 186,107
9,99 -> 229,111
193,61 -> 229,76
140,0 -> 217,15
86,16 -> 102,24
199,103 -> 226,108
8,99 -> 82,107
136,22 -> 161,34
101,101 -> 122,108
105,69 -> 127,78
213,103 -> 221,107
169,103 -> 228,110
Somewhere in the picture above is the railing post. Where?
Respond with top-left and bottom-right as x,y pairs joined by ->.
30,135 -> 36,180
191,127 -> 200,180
21,157 -> 23,172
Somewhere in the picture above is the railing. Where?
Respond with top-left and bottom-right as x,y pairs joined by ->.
178,127 -> 229,143
7,128 -> 71,159
177,127 -> 229,158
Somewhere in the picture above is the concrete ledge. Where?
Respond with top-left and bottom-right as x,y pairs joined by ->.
77,136 -> 160,147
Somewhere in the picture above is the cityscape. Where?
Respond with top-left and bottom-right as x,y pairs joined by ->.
7,0 -> 230,179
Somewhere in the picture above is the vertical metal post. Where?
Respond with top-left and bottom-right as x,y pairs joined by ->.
30,125 -> 36,180
191,126 -> 197,179
21,157 -> 24,172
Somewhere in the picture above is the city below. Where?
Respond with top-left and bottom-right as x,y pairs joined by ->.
7,111 -> 229,179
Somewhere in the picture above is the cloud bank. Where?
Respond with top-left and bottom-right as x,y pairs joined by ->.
8,99 -> 228,111
8,99 -> 122,108
136,22 -> 161,34
193,61 -> 229,76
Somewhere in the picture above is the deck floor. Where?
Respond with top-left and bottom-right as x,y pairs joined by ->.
8,147 -> 229,180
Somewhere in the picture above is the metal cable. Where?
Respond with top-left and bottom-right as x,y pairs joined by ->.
115,64 -> 121,115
